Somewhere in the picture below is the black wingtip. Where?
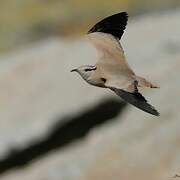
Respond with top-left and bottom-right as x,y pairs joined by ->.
148,105 -> 160,117
88,12 -> 128,39
155,111 -> 160,116
131,92 -> 160,117
153,108 -> 160,116
113,89 -> 160,117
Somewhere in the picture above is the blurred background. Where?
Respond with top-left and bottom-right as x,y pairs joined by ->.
0,0 -> 180,180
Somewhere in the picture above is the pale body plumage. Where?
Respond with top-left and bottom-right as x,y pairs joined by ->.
71,12 -> 159,116
86,32 -> 136,92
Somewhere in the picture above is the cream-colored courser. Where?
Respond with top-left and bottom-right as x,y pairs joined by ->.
71,12 -> 159,116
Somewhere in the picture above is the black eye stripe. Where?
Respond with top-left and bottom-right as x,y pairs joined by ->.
84,67 -> 97,72
85,69 -> 92,72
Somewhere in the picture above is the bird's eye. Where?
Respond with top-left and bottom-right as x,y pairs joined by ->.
84,67 -> 97,72
84,68 -> 95,72
85,68 -> 91,72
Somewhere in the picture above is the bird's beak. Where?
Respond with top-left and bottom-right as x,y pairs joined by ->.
70,69 -> 77,72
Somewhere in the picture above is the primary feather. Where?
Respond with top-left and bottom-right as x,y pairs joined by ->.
112,88 -> 160,116
88,12 -> 128,40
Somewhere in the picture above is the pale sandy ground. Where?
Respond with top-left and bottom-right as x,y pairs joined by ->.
0,10 -> 180,180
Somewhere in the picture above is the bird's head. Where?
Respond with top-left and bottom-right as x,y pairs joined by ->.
71,65 -> 96,81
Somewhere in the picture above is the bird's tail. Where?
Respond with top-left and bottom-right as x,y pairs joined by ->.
135,76 -> 159,88
112,88 -> 160,116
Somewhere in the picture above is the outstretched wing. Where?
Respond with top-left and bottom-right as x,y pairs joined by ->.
111,88 -> 160,116
86,12 -> 130,63
88,12 -> 128,40
86,12 -> 136,92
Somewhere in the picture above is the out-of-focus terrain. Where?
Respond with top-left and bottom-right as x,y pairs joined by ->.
0,5 -> 179,179
0,0 -> 179,52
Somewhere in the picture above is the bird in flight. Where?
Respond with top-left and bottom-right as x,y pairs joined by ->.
71,12 -> 159,116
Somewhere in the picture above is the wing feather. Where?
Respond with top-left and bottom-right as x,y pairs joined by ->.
86,12 -> 136,93
112,88 -> 160,116
88,12 -> 128,40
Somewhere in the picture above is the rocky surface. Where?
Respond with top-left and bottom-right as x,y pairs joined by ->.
0,10 -> 180,180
